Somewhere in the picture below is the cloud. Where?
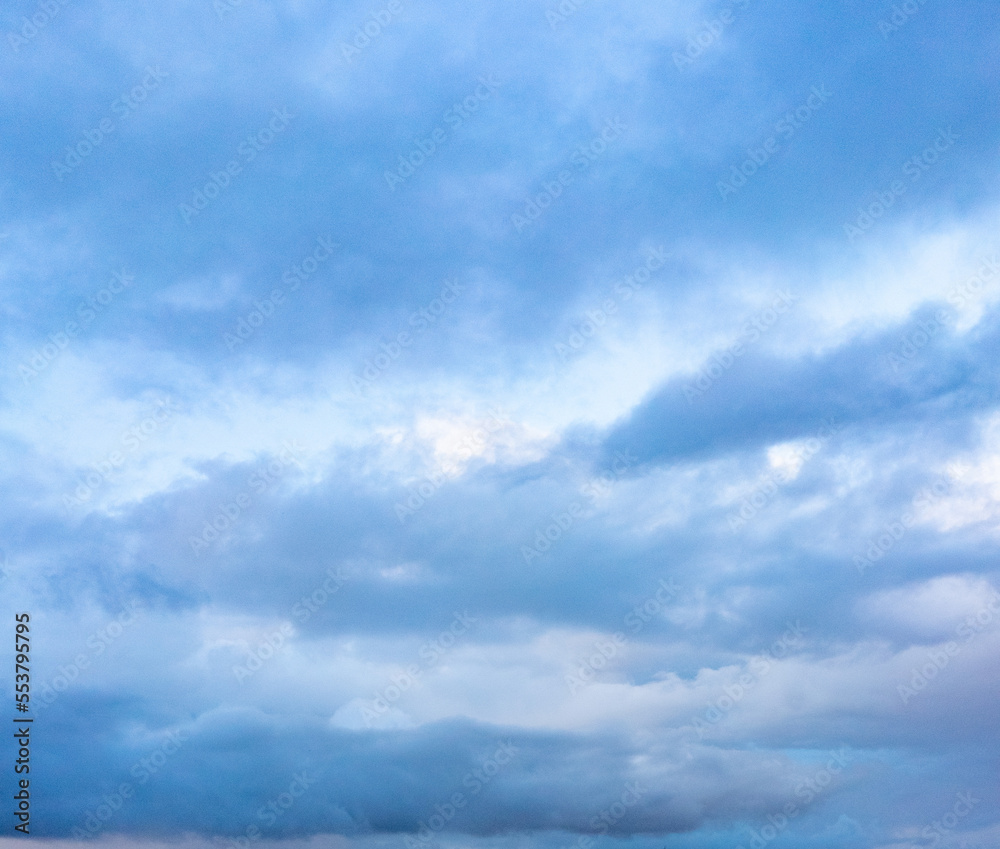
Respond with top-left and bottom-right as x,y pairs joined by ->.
1,0 -> 999,846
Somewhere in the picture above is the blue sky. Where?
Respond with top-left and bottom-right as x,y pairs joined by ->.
1,1 -> 999,848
